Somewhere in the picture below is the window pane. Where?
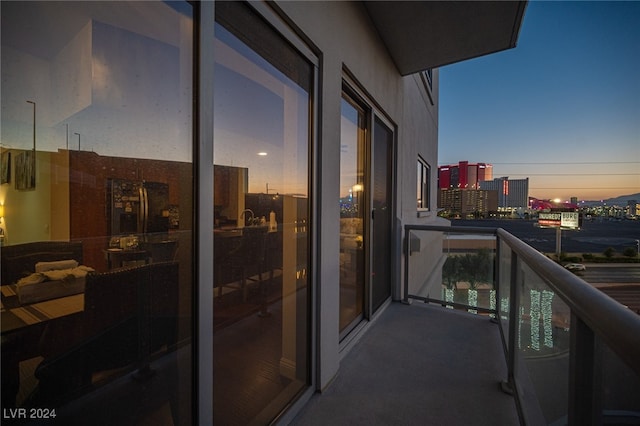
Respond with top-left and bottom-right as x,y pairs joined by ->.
213,3 -> 312,423
339,96 -> 366,334
1,2 -> 194,423
418,157 -> 430,210
418,161 -> 423,209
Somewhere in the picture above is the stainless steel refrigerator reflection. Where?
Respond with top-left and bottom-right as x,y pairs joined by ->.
107,178 -> 169,241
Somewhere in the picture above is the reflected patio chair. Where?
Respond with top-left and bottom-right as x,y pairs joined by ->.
32,262 -> 179,408
225,226 -> 268,301
146,240 -> 178,263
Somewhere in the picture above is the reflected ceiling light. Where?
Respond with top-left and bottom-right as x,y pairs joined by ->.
258,152 -> 268,156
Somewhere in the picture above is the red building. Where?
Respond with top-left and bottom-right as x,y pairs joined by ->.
438,161 -> 493,190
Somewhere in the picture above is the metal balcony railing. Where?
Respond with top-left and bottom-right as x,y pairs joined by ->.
403,224 -> 640,426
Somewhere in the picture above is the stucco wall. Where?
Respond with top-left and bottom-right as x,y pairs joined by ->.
275,1 -> 444,389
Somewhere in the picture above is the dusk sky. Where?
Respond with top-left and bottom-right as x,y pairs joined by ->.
438,0 -> 640,202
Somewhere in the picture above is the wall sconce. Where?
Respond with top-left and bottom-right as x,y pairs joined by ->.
0,204 -> 4,221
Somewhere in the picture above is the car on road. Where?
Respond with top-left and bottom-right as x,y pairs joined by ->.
564,263 -> 586,271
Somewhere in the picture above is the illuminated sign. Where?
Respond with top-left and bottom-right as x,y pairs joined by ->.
538,211 -> 581,229
538,212 -> 561,227
561,212 -> 579,229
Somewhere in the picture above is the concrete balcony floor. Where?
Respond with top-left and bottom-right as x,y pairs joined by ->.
291,302 -> 520,426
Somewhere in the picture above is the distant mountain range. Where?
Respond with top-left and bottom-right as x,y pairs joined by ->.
581,193 -> 640,206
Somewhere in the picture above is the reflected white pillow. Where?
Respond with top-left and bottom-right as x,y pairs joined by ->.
35,259 -> 79,273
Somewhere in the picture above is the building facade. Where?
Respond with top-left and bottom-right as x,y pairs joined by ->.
438,161 -> 493,190
0,1 -> 525,424
438,188 -> 499,218
480,176 -> 530,210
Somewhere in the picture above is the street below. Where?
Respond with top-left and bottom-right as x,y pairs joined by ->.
453,218 -> 640,285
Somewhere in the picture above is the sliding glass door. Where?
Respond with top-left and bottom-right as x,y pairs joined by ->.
212,2 -> 314,423
1,2 -> 194,423
371,117 -> 394,312
339,95 -> 367,335
339,87 -> 395,337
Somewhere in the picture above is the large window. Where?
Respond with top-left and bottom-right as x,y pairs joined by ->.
213,2 -> 313,424
1,1 -> 194,423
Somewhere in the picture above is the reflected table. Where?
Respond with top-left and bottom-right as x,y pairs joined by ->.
105,248 -> 150,270
1,285 -> 85,407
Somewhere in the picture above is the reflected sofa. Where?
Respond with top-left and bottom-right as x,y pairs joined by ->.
1,241 -> 84,286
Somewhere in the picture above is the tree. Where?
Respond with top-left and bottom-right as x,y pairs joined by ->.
442,256 -> 462,290
459,249 -> 493,290
623,247 -> 638,258
603,247 -> 615,258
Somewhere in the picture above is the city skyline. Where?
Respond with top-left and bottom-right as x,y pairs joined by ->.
438,1 -> 640,202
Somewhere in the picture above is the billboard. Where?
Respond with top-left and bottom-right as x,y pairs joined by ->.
538,211 -> 581,230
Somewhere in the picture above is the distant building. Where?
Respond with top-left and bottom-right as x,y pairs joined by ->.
628,200 -> 638,217
438,188 -> 498,217
479,177 -> 529,210
530,197 -> 578,211
438,161 -> 493,190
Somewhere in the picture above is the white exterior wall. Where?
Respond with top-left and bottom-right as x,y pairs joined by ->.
275,1 -> 445,390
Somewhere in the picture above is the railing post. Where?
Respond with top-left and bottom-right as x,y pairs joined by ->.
504,250 -> 520,395
492,236 -> 500,323
402,227 -> 410,304
568,313 -> 602,426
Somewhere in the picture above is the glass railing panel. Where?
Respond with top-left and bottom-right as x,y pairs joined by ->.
406,229 -> 446,301
517,261 -> 571,425
600,340 -> 640,423
441,232 -> 496,313
406,229 -> 497,314
498,238 -> 512,347
406,224 -> 640,426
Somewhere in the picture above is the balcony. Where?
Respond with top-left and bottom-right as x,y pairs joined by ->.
292,225 -> 640,425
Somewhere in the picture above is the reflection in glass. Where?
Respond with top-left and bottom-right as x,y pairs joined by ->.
213,3 -> 311,423
339,96 -> 366,334
1,2 -> 193,423
518,263 -> 570,424
440,234 -> 496,313
499,239 -> 512,346
417,157 -> 429,210
601,343 -> 640,421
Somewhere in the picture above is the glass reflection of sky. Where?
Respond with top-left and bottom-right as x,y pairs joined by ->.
340,99 -> 361,199
214,25 -> 309,197
0,2 -> 192,161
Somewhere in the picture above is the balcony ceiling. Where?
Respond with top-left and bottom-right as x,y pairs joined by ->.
363,1 -> 528,75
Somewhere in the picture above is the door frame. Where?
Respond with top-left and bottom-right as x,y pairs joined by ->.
340,72 -> 397,339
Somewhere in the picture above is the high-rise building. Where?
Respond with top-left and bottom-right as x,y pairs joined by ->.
438,161 -> 493,190
438,188 -> 498,217
479,176 -> 529,209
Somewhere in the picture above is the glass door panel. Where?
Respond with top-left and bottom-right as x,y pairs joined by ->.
213,2 -> 312,423
1,2 -> 194,423
371,117 -> 393,312
339,96 -> 367,335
